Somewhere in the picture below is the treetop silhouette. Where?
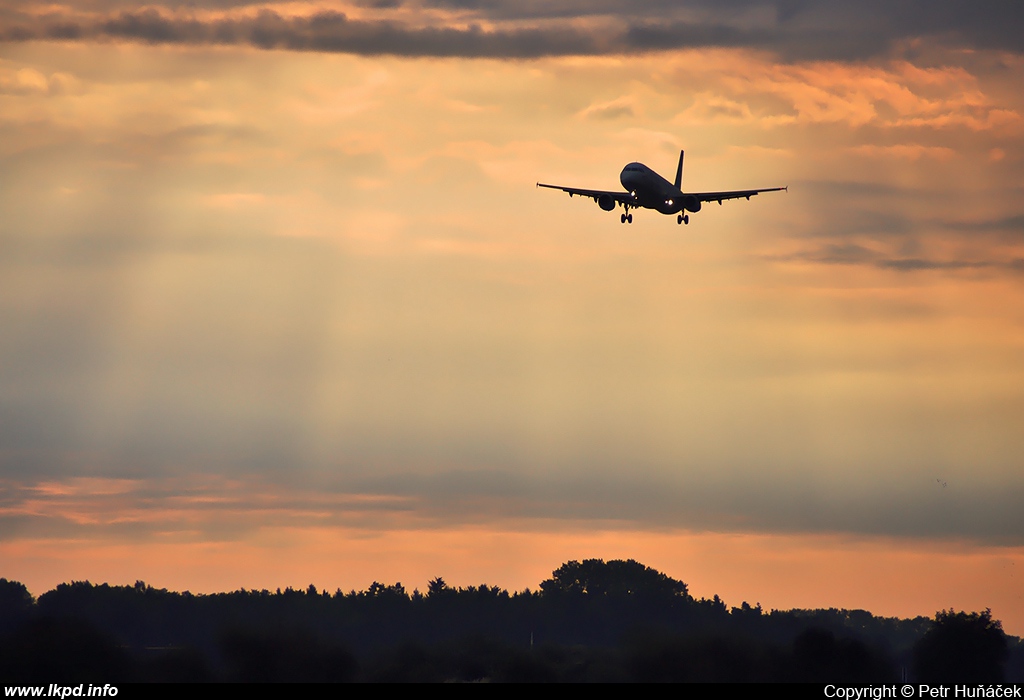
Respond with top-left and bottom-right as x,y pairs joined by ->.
539,558 -> 689,600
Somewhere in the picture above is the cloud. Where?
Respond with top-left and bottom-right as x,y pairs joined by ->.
1,8 -> 604,58
577,97 -> 636,121
0,66 -> 78,95
676,93 -> 756,125
875,258 -> 994,271
3,467 -> 1024,545
849,144 -> 956,161
944,214 -> 1024,238
776,239 -> 1024,275
2,1 -> 1024,60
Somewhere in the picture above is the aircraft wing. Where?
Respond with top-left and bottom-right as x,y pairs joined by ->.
536,182 -> 636,205
693,186 -> 787,204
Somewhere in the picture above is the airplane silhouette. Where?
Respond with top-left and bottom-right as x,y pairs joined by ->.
537,150 -> 786,224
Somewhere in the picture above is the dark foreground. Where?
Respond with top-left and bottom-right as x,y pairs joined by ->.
1,559 -> 1021,682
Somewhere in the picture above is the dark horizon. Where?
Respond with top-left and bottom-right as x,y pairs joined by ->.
2,558 -> 1020,682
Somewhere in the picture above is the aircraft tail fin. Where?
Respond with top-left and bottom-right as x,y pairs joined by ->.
674,150 -> 684,190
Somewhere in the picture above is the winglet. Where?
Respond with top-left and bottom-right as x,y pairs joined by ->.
674,150 -> 684,190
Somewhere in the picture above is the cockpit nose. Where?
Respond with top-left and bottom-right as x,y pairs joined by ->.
620,162 -> 643,189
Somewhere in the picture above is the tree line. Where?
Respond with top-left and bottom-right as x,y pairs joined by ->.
0,559 -> 1020,682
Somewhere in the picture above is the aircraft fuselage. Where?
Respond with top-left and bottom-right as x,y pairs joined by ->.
619,162 -> 695,214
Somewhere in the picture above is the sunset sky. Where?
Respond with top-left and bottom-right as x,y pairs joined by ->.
2,1 -> 1023,633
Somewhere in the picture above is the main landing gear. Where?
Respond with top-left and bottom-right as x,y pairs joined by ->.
620,212 -> 633,224
677,214 -> 689,225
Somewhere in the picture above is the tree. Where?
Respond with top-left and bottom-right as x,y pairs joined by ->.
0,579 -> 33,615
0,579 -> 34,635
539,559 -> 688,600
426,577 -> 448,597
366,582 -> 407,599
913,609 -> 1008,683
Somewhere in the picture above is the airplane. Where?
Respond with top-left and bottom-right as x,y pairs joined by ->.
537,150 -> 786,224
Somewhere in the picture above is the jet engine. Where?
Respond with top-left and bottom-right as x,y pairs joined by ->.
683,195 -> 702,213
597,194 -> 617,211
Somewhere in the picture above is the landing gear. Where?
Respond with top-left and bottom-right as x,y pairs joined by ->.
677,214 -> 689,225
620,212 -> 633,224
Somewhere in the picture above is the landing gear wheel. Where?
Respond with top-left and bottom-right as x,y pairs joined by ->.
620,213 -> 626,223
677,214 -> 683,225
627,213 -> 633,224
683,214 -> 689,225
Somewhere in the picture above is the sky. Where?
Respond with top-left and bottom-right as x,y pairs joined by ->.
1,1 -> 1023,632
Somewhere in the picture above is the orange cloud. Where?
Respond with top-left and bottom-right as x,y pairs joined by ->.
662,54 -> 1024,131
849,144 -> 956,161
